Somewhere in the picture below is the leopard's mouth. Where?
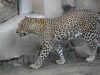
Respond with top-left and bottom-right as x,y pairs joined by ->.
19,33 -> 27,37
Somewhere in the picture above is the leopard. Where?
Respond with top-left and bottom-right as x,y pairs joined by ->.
16,9 -> 100,69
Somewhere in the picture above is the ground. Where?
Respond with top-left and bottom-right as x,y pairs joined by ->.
0,59 -> 100,75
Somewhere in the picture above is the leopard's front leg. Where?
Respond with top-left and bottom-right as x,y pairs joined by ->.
29,42 -> 52,69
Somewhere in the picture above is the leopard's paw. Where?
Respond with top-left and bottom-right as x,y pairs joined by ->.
56,59 -> 65,64
86,56 -> 95,62
29,64 -> 41,69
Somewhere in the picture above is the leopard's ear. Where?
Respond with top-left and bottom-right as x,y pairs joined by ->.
24,16 -> 32,20
35,18 -> 48,25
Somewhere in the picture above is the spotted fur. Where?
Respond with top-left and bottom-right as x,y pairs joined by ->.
16,9 -> 100,69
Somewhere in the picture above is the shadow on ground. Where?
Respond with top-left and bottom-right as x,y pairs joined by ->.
0,54 -> 100,75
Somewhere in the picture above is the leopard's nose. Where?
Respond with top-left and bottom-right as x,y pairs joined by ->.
18,33 -> 27,37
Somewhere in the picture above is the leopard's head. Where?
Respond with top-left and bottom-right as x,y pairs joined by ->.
16,17 -> 48,37
16,17 -> 33,37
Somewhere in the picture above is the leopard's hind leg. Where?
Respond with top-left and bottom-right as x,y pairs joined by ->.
55,45 -> 65,64
83,32 -> 97,62
96,33 -> 100,45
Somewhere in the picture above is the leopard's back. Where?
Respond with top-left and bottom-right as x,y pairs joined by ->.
50,9 -> 98,33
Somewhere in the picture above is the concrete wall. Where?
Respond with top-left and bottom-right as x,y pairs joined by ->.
0,2 -> 3,7
61,0 -> 76,7
44,0 -> 63,18
19,0 -> 44,15
19,0 -> 66,18
20,0 -> 64,18
19,0 -> 33,14
0,1 -> 17,23
63,0 -> 100,12
32,0 -> 44,15
76,0 -> 100,12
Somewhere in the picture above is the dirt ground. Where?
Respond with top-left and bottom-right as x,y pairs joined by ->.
0,58 -> 100,75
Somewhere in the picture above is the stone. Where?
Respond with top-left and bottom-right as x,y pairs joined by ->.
0,0 -> 17,23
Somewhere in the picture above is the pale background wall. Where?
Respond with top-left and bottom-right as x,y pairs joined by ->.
19,0 -> 33,14
19,0 -> 45,15
19,0 -> 64,18
0,1 -> 17,23
76,0 -> 100,12
32,0 -> 44,15
44,0 -> 63,18
61,0 -> 76,7
63,0 -> 100,12
0,2 -> 3,7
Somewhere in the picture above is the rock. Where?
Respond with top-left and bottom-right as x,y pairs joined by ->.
0,1 -> 17,23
